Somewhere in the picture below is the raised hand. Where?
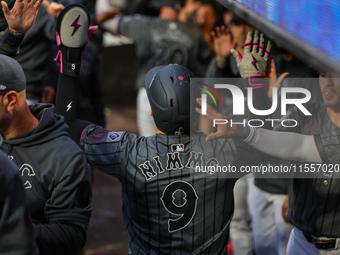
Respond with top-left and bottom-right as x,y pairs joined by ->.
231,30 -> 271,78
265,57 -> 289,103
211,25 -> 236,67
1,0 -> 43,35
42,0 -> 64,18
195,98 -> 244,141
95,7 -> 120,26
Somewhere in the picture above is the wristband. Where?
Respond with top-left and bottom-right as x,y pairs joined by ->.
241,125 -> 250,139
9,28 -> 24,37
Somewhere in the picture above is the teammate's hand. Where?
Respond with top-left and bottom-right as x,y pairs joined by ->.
281,195 -> 291,224
42,0 -> 65,18
95,7 -> 120,26
265,57 -> 289,104
231,30 -> 271,78
211,25 -> 236,68
2,0 -> 43,35
195,98 -> 244,141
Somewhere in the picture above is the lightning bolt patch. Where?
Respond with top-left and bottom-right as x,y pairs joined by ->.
251,54 -> 258,70
71,15 -> 81,36
67,102 -> 73,112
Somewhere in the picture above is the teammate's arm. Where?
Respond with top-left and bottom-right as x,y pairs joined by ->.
33,151 -> 92,255
54,6 -> 96,143
242,126 -> 323,163
55,5 -> 140,182
196,98 -> 325,163
55,68 -> 92,143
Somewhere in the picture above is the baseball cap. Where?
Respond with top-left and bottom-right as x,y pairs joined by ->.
0,54 -> 26,95
163,0 -> 185,11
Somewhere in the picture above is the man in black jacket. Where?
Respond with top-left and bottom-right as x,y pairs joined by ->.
0,54 -> 93,254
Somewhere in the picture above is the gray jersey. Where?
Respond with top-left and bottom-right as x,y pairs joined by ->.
275,102 -> 340,237
80,124 -> 260,254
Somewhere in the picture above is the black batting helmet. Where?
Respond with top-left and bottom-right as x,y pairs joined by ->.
145,64 -> 194,135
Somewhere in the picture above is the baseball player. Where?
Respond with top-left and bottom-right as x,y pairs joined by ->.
0,47 -> 93,255
54,5 -> 276,254
201,32 -> 340,254
0,55 -> 93,254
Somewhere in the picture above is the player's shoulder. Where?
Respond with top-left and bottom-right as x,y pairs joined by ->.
282,101 -> 324,122
82,124 -> 141,150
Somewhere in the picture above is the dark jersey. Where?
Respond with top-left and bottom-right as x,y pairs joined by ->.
79,124 -> 260,254
0,29 -> 24,58
275,102 -> 340,237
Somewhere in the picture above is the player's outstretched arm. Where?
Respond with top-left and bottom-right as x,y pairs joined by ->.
54,5 -> 97,143
196,98 -> 324,163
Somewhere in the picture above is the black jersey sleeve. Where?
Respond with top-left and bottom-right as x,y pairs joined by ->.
0,28 -> 24,57
56,70 -> 92,143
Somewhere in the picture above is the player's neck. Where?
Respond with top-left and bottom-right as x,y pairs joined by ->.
155,126 -> 166,135
327,107 -> 340,127
4,106 -> 39,139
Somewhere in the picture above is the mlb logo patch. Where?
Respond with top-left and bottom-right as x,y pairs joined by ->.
171,144 -> 184,152
106,132 -> 124,142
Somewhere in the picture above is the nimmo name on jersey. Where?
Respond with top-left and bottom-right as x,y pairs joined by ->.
139,151 -> 216,180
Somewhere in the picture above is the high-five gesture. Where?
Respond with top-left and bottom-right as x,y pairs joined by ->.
211,25 -> 236,68
231,30 -> 271,78
1,0 -> 43,35
265,57 -> 289,103
195,98 -> 244,141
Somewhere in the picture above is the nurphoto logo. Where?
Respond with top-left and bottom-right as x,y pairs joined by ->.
198,82 -> 312,128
